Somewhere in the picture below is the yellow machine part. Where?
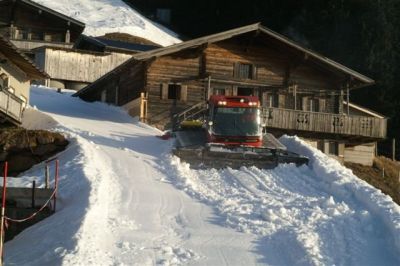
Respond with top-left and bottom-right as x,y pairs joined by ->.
180,120 -> 203,129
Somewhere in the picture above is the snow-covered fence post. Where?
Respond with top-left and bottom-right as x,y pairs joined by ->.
0,162 -> 8,265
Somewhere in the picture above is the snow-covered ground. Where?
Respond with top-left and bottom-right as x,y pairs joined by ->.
4,86 -> 400,265
32,0 -> 181,46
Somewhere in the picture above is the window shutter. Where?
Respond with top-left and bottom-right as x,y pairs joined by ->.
319,98 -> 326,113
180,85 -> 188,102
302,96 -> 309,111
278,94 -> 286,108
233,62 -> 239,78
252,65 -> 258,80
160,83 -> 168,99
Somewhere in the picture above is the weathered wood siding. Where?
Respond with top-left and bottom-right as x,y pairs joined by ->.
35,48 -> 132,83
205,42 -> 286,86
146,52 -> 204,128
80,61 -> 145,107
143,39 -> 346,129
203,41 -> 342,113
344,143 -> 376,166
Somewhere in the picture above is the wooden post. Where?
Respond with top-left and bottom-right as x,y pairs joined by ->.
139,92 -> 147,123
392,138 -> 396,161
53,160 -> 59,212
45,165 -> 50,189
0,162 -> 8,265
346,84 -> 350,116
140,92 -> 145,122
294,84 -> 297,110
207,75 -> 211,100
31,180 -> 36,209
65,30 -> 70,43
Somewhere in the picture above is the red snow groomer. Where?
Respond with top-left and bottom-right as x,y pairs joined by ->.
206,95 -> 263,147
173,95 -> 308,169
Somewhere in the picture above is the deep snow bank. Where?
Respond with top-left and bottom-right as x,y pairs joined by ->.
168,136 -> 400,265
280,136 -> 400,251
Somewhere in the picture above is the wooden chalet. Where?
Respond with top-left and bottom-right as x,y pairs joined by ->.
75,23 -> 387,165
0,35 -> 48,125
0,0 -> 85,55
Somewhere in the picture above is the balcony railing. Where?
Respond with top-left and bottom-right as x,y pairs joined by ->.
10,39 -> 73,51
0,89 -> 24,124
261,107 -> 387,139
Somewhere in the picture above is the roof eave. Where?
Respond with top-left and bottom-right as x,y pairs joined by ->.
21,0 -> 85,29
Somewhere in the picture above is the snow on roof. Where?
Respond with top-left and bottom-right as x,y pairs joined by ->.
31,0 -> 181,47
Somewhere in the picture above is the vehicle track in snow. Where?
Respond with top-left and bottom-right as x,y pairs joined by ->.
5,86 -> 399,266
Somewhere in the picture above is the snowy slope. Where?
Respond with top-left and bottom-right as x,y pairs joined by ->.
4,86 -> 400,265
32,0 -> 181,46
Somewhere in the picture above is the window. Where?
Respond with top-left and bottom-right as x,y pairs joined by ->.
160,83 -> 187,101
213,88 -> 226,95
261,92 -> 278,108
310,98 -> 319,112
16,29 -> 28,40
168,84 -> 181,100
237,87 -> 254,96
328,141 -> 338,155
31,31 -> 44,41
234,63 -> 256,79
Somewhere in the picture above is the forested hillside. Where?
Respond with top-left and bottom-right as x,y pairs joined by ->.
128,0 -> 400,158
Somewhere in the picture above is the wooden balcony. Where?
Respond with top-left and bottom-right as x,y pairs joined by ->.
261,107 -> 387,141
10,39 -> 73,52
0,89 -> 24,124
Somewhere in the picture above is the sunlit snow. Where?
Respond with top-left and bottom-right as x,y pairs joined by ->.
3,86 -> 400,265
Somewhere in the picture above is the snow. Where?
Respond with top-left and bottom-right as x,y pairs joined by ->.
3,85 -> 400,265
31,0 -> 181,47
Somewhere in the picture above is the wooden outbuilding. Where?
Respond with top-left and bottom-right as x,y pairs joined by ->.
32,35 -> 160,91
75,23 -> 387,165
0,35 -> 48,125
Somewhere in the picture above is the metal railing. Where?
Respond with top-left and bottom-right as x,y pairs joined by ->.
172,101 -> 207,130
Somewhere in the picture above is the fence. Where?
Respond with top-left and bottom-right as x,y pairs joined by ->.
0,159 -> 59,264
